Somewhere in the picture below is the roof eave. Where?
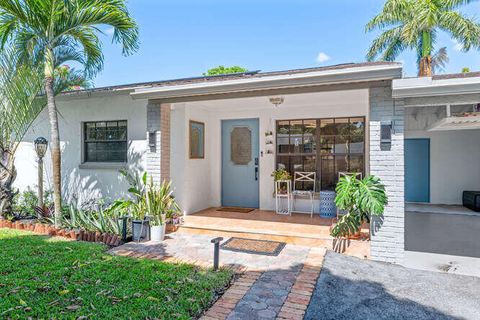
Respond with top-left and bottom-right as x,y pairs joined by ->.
131,64 -> 402,100
392,76 -> 480,99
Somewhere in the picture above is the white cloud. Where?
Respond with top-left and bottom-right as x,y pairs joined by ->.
104,27 -> 115,36
316,52 -> 331,63
452,40 -> 464,52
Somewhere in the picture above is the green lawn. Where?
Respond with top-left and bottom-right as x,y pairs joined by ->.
0,228 -> 233,319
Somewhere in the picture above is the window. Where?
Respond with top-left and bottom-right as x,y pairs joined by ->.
84,121 -> 127,162
276,117 -> 365,191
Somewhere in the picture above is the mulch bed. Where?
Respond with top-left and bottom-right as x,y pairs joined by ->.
0,220 -> 122,246
221,237 -> 286,256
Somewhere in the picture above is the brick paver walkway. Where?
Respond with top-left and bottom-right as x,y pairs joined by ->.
109,233 -> 326,320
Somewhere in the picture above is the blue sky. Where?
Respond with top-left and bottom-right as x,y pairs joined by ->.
93,0 -> 480,87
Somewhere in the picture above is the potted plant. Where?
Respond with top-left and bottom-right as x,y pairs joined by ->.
271,168 -> 291,194
330,174 -> 387,239
145,180 -> 180,242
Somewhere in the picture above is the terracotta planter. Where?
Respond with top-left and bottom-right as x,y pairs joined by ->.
166,224 -> 179,233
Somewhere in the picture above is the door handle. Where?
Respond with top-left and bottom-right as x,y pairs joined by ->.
255,167 -> 258,181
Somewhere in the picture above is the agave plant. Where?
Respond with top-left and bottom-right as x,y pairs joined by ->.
59,206 -> 122,235
331,175 -> 388,238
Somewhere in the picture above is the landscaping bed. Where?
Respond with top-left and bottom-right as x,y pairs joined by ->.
0,228 -> 233,319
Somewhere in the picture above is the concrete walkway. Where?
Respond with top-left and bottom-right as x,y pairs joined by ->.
110,233 -> 326,319
110,233 -> 311,271
305,251 -> 480,320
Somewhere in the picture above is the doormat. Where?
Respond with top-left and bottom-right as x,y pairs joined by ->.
221,237 -> 286,256
216,207 -> 255,213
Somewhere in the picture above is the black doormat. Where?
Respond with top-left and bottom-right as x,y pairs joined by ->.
221,237 -> 286,256
216,207 -> 255,213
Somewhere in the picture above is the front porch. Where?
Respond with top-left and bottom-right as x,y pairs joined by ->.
177,208 -> 370,259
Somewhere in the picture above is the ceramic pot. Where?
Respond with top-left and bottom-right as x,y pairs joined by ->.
150,224 -> 166,242
132,220 -> 150,242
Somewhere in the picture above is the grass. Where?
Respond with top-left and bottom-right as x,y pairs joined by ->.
0,228 -> 233,319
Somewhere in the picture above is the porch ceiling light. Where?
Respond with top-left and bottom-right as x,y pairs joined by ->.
34,137 -> 48,159
269,96 -> 285,108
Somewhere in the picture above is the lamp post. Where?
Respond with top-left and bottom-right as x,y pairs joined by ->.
34,137 -> 48,211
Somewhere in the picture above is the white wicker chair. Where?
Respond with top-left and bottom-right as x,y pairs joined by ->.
291,172 -> 316,217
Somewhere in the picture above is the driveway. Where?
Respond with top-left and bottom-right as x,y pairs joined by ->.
305,251 -> 480,320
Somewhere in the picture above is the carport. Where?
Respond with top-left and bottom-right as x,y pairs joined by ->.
393,73 -> 480,260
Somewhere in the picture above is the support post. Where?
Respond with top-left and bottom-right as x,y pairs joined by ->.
211,237 -> 223,271
37,157 -> 44,211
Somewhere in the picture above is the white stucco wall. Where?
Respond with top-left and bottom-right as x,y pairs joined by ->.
169,89 -> 370,214
14,92 -> 150,206
405,106 -> 480,204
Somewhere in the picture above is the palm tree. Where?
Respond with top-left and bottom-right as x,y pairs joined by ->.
0,53 -> 45,219
0,0 -> 139,225
0,50 -> 89,220
366,0 -> 480,76
431,47 -> 449,74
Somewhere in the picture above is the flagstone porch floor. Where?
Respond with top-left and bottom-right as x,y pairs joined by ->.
178,208 -> 370,259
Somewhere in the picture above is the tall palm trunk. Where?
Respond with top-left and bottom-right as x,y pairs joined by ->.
418,31 -> 433,77
0,146 -> 17,219
44,48 -> 62,226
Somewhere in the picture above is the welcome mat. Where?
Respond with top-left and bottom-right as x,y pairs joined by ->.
216,207 -> 255,213
221,237 -> 286,256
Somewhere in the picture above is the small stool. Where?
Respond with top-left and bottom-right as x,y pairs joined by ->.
319,191 -> 337,218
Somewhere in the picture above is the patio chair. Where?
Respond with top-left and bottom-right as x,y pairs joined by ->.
291,172 -> 316,218
336,172 -> 363,221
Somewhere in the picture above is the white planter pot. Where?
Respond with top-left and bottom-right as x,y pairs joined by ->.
150,224 -> 166,242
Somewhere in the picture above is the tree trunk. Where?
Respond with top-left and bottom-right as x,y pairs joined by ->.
418,56 -> 432,77
418,30 -> 433,77
0,146 -> 17,219
44,49 -> 62,226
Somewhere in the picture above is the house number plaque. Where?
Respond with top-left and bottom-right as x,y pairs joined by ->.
231,127 -> 251,165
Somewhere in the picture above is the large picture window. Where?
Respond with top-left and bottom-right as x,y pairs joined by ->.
276,117 -> 365,191
84,121 -> 127,162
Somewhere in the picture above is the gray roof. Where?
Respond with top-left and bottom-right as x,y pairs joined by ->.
432,72 -> 480,80
61,61 -> 401,96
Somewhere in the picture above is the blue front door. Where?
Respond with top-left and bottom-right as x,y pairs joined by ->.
221,119 -> 259,208
405,138 -> 430,202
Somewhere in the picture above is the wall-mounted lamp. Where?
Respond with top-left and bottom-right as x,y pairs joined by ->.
380,121 -> 392,151
34,137 -> 48,211
148,131 -> 157,148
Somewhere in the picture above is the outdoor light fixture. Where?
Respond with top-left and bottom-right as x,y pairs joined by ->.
380,121 -> 392,151
269,96 -> 285,108
34,137 -> 48,158
34,137 -> 48,211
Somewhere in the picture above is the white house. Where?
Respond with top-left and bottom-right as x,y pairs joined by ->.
14,62 -> 480,265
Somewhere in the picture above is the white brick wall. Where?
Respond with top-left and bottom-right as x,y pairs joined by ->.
146,102 -> 161,185
146,102 -> 171,185
369,85 -> 405,264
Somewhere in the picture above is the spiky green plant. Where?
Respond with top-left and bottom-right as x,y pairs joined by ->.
0,0 -> 139,225
59,206 -> 122,235
366,0 -> 480,76
331,175 -> 388,238
107,170 -> 181,226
